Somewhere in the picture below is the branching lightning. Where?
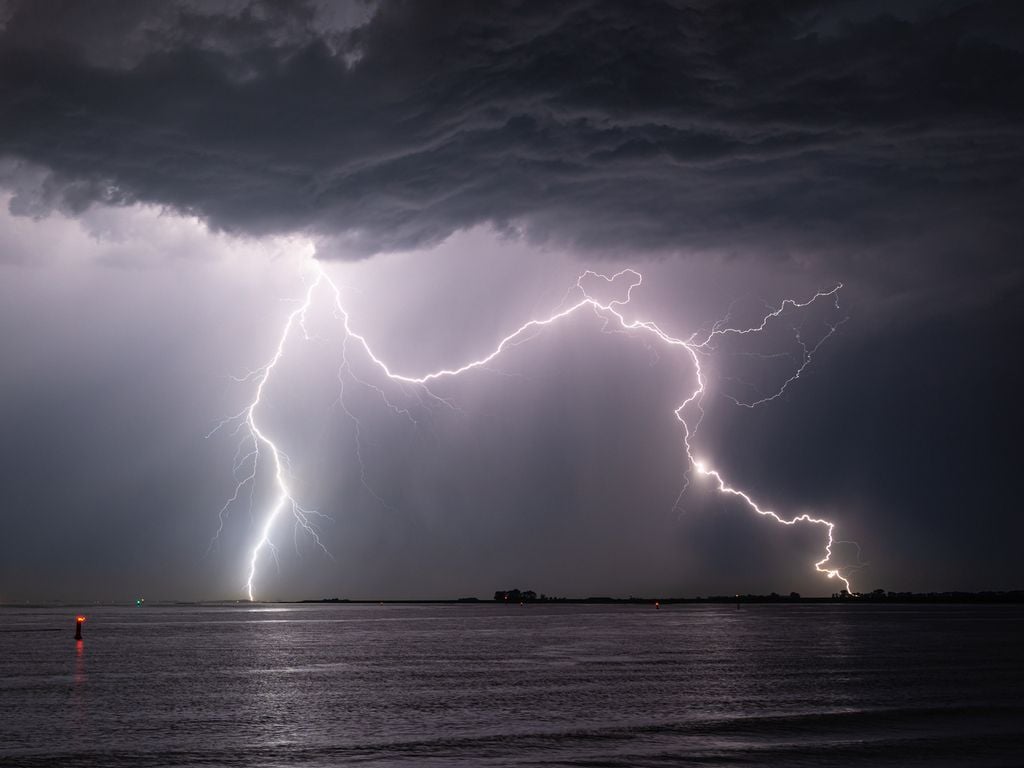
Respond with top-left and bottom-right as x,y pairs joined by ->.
212,260 -> 857,600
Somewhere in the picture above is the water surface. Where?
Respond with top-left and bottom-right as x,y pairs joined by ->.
1,603 -> 1021,766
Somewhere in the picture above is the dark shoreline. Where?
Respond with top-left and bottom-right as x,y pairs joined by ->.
300,590 -> 1024,606
5,590 -> 1023,608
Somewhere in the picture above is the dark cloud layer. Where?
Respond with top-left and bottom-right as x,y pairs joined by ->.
2,0 -> 1023,266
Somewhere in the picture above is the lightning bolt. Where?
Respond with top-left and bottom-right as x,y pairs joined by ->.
208,273 -> 333,600
214,260 -> 857,600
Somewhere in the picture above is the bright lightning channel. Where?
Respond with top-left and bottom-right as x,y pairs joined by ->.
213,261 -> 855,600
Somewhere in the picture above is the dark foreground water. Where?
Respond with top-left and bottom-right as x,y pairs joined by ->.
0,603 -> 1022,767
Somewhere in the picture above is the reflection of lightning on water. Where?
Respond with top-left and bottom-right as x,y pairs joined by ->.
210,261 -> 856,600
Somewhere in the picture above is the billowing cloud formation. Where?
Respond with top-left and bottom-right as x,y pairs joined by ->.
1,0 -> 1022,262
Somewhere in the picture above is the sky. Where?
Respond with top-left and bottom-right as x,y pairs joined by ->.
0,0 -> 1022,602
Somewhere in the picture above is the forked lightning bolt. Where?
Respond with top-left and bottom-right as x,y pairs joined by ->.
213,261 -> 856,600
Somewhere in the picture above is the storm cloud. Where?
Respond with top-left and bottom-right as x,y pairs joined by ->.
2,0 -> 1022,267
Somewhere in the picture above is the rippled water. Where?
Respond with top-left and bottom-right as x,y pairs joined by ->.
1,603 -> 1021,766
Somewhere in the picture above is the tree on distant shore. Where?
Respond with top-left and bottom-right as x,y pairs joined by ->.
493,589 -> 539,602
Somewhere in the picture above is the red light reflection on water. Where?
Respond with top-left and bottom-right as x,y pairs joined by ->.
74,639 -> 86,685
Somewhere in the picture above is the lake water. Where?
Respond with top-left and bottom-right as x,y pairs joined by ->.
1,603 -> 1022,766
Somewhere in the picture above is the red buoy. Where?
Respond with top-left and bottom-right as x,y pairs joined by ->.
74,615 -> 85,640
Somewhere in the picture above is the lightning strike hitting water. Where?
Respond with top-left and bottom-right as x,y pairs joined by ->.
214,261 -> 856,600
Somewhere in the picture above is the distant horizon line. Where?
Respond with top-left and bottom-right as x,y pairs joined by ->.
4,589 -> 1024,607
